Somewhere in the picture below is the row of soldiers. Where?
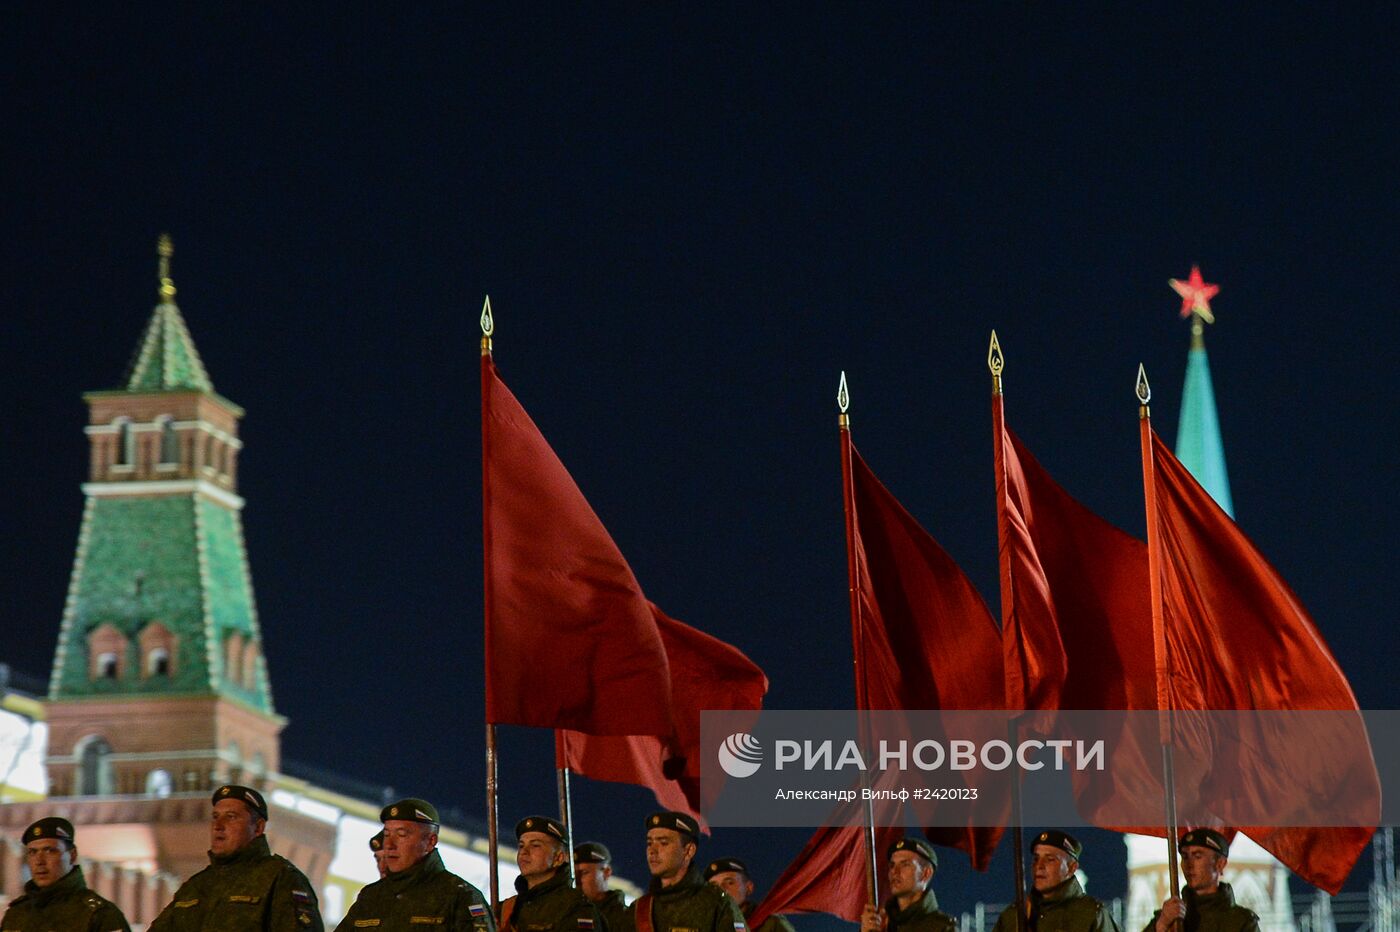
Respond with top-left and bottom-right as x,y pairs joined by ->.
0,784 -> 1261,932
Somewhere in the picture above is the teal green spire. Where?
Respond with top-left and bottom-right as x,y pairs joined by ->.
1174,320 -> 1234,517
122,234 -> 215,393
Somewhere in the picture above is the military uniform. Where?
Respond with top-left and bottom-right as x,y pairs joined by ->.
335,847 -> 493,931
593,890 -> 629,932
884,889 -> 954,932
992,877 -> 1117,932
502,866 -> 598,932
148,834 -> 323,931
0,864 -> 130,932
630,868 -> 747,932
1143,883 -> 1258,932
741,902 -> 796,932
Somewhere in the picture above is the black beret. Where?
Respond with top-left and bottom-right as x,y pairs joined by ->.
1032,830 -> 1082,860
575,841 -> 612,864
704,857 -> 749,880
381,798 -> 440,825
888,837 -> 938,869
646,810 -> 700,840
23,818 -> 75,846
369,830 -> 384,852
213,784 -> 268,820
1179,829 -> 1229,858
515,815 -> 566,842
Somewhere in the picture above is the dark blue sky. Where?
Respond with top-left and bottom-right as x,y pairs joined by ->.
5,4 -> 1397,915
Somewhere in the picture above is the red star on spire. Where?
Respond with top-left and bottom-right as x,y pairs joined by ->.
1169,265 -> 1219,323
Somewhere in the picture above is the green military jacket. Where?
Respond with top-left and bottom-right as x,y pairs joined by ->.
624,868 -> 747,932
884,889 -> 955,932
740,901 -> 795,932
592,890 -> 629,932
992,878 -> 1118,932
1142,883 -> 1259,932
503,868 -> 599,932
335,848 -> 494,932
0,865 -> 131,932
149,834 -> 323,932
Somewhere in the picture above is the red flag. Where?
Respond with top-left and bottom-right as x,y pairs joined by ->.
995,403 -> 1168,834
557,603 -> 768,825
994,398 -> 1157,712
1146,428 -> 1377,893
748,823 -> 902,928
847,442 -> 1005,869
481,356 -> 672,735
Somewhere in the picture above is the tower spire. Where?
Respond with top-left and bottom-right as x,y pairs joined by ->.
157,233 -> 177,304
1169,265 -> 1233,516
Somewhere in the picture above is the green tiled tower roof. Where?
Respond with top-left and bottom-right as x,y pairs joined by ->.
120,234 -> 215,393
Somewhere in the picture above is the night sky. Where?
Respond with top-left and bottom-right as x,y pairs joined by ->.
6,5 -> 1398,918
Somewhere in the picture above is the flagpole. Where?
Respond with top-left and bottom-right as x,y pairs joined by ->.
556,731 -> 578,885
481,297 -> 501,913
1136,365 -> 1182,903
836,372 -> 880,910
988,332 -> 1028,932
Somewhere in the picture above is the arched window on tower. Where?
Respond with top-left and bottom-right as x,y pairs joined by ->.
242,640 -> 260,691
97,653 -> 118,679
148,648 -> 170,677
225,631 -> 244,686
158,416 -> 179,467
77,736 -> 115,796
114,418 -> 135,468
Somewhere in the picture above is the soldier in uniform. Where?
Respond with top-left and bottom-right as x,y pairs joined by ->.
575,842 -> 628,932
148,784 -> 323,931
497,816 -> 597,932
335,797 -> 495,932
1145,830 -> 1259,932
0,817 -> 131,932
858,837 -> 955,932
369,831 -> 389,879
704,857 -> 795,932
992,831 -> 1119,932
626,811 -> 747,932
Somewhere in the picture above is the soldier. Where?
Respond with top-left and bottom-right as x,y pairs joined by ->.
0,817 -> 131,931
1146,830 -> 1259,932
335,797 -> 494,932
575,842 -> 628,932
369,830 -> 389,879
992,831 -> 1118,932
858,837 -> 954,932
627,811 -> 747,932
497,815 -> 597,932
705,857 -> 795,932
148,784 -> 322,930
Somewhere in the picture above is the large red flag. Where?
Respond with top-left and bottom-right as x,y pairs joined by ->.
557,603 -> 768,825
1146,428 -> 1377,893
994,397 -> 1157,712
848,443 -> 1005,868
749,442 -> 1004,926
481,356 -> 673,735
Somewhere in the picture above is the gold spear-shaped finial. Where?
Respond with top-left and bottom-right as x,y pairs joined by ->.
837,371 -> 850,428
1136,363 -> 1152,418
480,295 -> 494,355
157,233 -> 177,303
988,330 -> 1004,395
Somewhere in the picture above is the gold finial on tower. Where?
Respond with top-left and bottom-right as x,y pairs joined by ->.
988,330 -> 1005,395
157,233 -> 177,302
